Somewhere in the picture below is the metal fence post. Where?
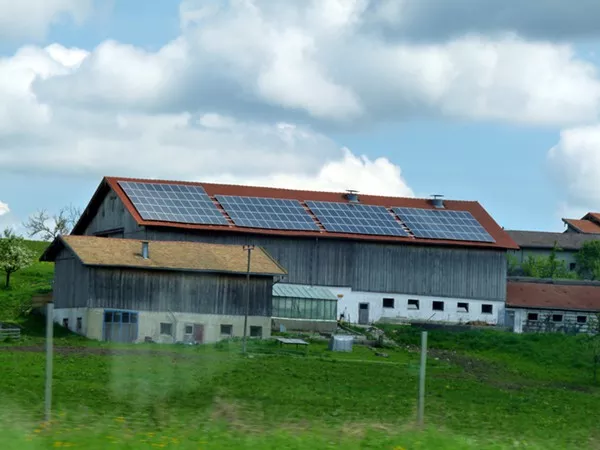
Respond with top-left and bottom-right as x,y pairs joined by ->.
45,302 -> 54,423
417,331 -> 428,427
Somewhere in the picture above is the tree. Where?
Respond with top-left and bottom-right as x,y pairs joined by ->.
0,228 -> 34,288
521,244 -> 577,279
23,204 -> 82,241
576,240 -> 600,280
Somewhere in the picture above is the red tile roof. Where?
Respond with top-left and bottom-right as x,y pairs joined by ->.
74,176 -> 518,250
583,212 -> 600,224
507,280 -> 600,311
562,218 -> 600,234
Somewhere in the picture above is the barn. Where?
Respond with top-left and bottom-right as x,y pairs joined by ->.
69,176 -> 517,327
41,235 -> 286,343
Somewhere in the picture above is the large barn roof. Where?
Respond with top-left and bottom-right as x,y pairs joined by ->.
41,235 -> 287,276
73,176 -> 518,250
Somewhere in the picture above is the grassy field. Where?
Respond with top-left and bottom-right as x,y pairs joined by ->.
1,241 -> 600,448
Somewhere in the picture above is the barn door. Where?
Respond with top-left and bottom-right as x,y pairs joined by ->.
103,310 -> 138,343
358,303 -> 369,325
193,324 -> 204,344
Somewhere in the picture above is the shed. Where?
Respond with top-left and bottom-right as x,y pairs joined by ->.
272,283 -> 338,333
41,236 -> 286,344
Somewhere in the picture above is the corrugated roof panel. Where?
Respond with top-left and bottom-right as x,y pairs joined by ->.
273,283 -> 338,300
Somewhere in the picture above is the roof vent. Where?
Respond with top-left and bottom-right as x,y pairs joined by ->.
141,241 -> 149,259
345,190 -> 359,203
431,194 -> 445,209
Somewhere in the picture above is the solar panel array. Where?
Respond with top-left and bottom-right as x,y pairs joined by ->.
393,207 -> 495,243
306,201 -> 408,236
216,195 -> 319,231
118,181 -> 228,225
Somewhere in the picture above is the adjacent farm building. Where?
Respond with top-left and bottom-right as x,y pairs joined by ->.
56,176 -> 518,337
41,235 -> 286,343
506,279 -> 600,334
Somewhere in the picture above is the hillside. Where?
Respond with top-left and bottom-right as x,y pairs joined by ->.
0,239 -> 52,322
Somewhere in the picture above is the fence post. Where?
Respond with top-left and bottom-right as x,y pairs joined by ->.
45,302 -> 54,423
417,331 -> 428,427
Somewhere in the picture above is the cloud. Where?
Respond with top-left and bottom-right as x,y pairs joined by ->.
0,201 -> 9,216
548,125 -> 600,209
33,1 -> 600,127
0,0 -> 95,41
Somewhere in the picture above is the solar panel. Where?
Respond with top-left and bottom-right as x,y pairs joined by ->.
118,181 -> 228,225
306,201 -> 408,236
216,195 -> 319,231
393,207 -> 495,243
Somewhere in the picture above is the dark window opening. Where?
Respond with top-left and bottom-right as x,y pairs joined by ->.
122,312 -> 130,323
570,262 -> 577,271
577,316 -> 587,323
185,325 -> 193,335
527,313 -> 539,321
250,326 -> 262,338
408,299 -> 420,310
130,313 -> 137,324
359,303 -> 368,310
382,298 -> 394,308
160,323 -> 173,336
432,301 -> 444,311
104,312 -> 113,323
482,304 -> 493,314
62,318 -> 69,329
76,317 -> 82,332
221,324 -> 233,336
552,314 -> 563,322
457,302 -> 469,313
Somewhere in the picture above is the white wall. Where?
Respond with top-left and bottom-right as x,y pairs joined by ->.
312,286 -> 504,325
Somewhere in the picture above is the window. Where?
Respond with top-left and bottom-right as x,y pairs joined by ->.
185,325 -> 193,335
250,326 -> 262,338
221,324 -> 233,336
527,313 -> 538,321
457,302 -> 469,313
432,301 -> 444,311
104,312 -> 113,323
552,314 -> 563,322
76,317 -> 82,332
570,262 -> 577,271
122,312 -> 130,323
62,318 -> 69,329
382,298 -> 395,308
481,304 -> 493,314
160,323 -> 173,335
408,299 -> 420,310
577,316 -> 588,324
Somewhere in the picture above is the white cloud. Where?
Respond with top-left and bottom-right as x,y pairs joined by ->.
0,201 -> 9,216
32,1 -> 600,127
0,0 -> 94,41
548,125 -> 600,209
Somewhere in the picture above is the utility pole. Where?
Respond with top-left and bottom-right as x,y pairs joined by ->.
417,331 -> 428,427
242,245 -> 255,354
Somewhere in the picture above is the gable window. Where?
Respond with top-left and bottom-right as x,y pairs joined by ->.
481,304 -> 493,314
527,313 -> 538,321
432,301 -> 444,311
457,302 -> 469,313
221,324 -> 233,336
577,316 -> 588,324
552,314 -> 563,322
408,299 -> 420,310
160,323 -> 173,336
382,298 -> 395,308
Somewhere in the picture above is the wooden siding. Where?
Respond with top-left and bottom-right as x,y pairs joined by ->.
88,268 -> 272,316
53,248 -> 89,308
83,191 -> 139,237
139,229 -> 507,301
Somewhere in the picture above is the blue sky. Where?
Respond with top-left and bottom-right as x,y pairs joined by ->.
1,0 -> 600,233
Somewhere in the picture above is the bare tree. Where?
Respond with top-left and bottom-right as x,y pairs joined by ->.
23,204 -> 82,241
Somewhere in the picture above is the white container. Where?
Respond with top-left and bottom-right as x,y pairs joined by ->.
329,335 -> 353,352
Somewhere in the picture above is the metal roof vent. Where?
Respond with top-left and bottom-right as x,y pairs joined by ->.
345,190 -> 359,203
431,194 -> 445,209
141,241 -> 149,259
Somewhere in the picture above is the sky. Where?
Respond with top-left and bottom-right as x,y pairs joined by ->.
2,0 -> 600,233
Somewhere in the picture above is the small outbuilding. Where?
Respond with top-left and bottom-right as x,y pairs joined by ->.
41,236 -> 286,343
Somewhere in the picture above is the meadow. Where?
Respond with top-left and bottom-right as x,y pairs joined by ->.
1,241 -> 600,449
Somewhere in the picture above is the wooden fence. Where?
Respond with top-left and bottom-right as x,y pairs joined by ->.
0,327 -> 21,340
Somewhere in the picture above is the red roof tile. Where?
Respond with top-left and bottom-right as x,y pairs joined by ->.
583,212 -> 600,224
562,218 -> 600,234
78,176 -> 518,250
507,281 -> 600,311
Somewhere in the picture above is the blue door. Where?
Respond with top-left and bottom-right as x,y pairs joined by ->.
103,310 -> 139,343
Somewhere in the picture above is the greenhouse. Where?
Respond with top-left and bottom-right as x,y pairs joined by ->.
272,284 -> 338,332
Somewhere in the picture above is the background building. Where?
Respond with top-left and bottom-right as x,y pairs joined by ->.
70,176 -> 518,326
563,213 -> 600,234
42,235 -> 286,343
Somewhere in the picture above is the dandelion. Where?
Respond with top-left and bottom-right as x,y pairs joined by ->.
53,442 -> 63,448
114,417 -> 126,423
33,429 -> 42,434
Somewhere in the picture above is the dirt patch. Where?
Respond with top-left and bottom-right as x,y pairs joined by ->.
0,345 -> 192,359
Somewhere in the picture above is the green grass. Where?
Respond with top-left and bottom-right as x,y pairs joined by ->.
0,239 -> 53,322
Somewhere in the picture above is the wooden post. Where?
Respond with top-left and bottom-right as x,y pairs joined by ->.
242,245 -> 254,354
45,301 -> 54,423
417,331 -> 427,427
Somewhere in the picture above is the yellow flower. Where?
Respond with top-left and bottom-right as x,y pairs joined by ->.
53,442 -> 63,448
33,429 -> 42,434
114,417 -> 125,423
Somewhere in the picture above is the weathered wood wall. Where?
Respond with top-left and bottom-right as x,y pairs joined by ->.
53,248 -> 90,308
84,191 -> 139,237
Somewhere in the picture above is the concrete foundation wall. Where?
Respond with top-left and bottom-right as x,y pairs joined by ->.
272,318 -> 337,333
508,307 -> 597,334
